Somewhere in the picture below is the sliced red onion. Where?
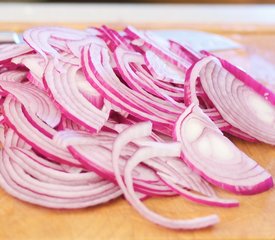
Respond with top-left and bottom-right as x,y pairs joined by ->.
52,129 -> 172,195
158,173 -> 238,207
0,148 -> 122,209
69,143 -> 174,196
99,26 -> 134,51
0,81 -> 61,128
44,57 -> 109,132
144,50 -> 186,84
67,36 -> 104,58
12,53 -> 45,80
114,47 -> 184,113
174,104 -> 273,194
150,157 -> 216,197
68,139 -> 169,189
22,107 -> 57,138
3,96 -> 81,166
0,25 -> 273,229
201,50 -> 275,104
2,126 -> 120,201
3,129 -> 100,182
184,56 -> 258,142
76,67 -> 104,108
26,72 -> 44,89
81,44 -> 174,127
4,149 -> 114,198
186,56 -> 275,145
0,44 -> 33,63
125,26 -> 190,71
57,116 -> 87,131
53,129 -> 116,148
2,127 -> 31,150
225,126 -> 258,142
112,121 -> 219,229
169,40 -> 201,63
129,63 -> 184,104
84,27 -> 101,36
23,26 -> 91,59
48,37 -> 70,52
0,70 -> 27,82
122,125 -> 238,207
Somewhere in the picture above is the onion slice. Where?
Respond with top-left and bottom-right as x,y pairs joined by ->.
3,96 -> 81,166
23,26 -> 92,59
0,81 -> 61,128
0,44 -> 33,63
0,70 -> 27,83
144,50 -> 186,84
81,43 -> 175,128
125,26 -> 190,70
174,103 -> 273,195
112,122 -> 219,229
186,56 -> 275,145
44,57 -> 109,132
0,149 -> 122,209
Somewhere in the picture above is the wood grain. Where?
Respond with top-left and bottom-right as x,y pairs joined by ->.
0,23 -> 274,240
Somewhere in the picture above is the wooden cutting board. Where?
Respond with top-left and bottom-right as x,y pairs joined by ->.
0,23 -> 274,240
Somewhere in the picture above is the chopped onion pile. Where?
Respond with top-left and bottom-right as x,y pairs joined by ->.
0,26 -> 274,230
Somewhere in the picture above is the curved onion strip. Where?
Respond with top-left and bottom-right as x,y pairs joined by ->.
0,70 -> 27,82
0,81 -> 61,128
114,47 -> 185,109
201,50 -> 275,105
2,127 -> 121,201
174,104 -> 273,194
54,129 -> 172,195
44,58 -> 109,132
116,125 -> 238,207
0,44 -> 33,63
67,36 -> 109,58
144,50 -> 186,84
12,53 -> 45,79
77,83 -> 104,109
27,72 -> 44,89
57,117 -> 86,131
4,148 -> 114,198
14,148 -> 68,172
81,43 -> 174,126
125,26 -> 190,71
2,127 -> 31,150
23,26 -> 91,59
69,144 -> 174,196
22,107 -> 56,138
69,142 -> 170,190
100,25 -> 133,50
184,56 -> 257,142
112,122 -> 219,229
199,60 -> 275,145
145,157 -> 216,197
3,96 -> 81,166
0,149 -> 122,209
159,173 -> 238,208
53,129 -> 116,148
48,37 -> 70,52
169,40 -> 201,63
225,127 -> 258,142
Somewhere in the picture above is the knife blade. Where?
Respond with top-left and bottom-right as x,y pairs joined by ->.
0,31 -> 22,44
152,29 -> 242,51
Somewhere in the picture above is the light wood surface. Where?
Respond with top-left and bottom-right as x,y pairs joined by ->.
0,24 -> 274,240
